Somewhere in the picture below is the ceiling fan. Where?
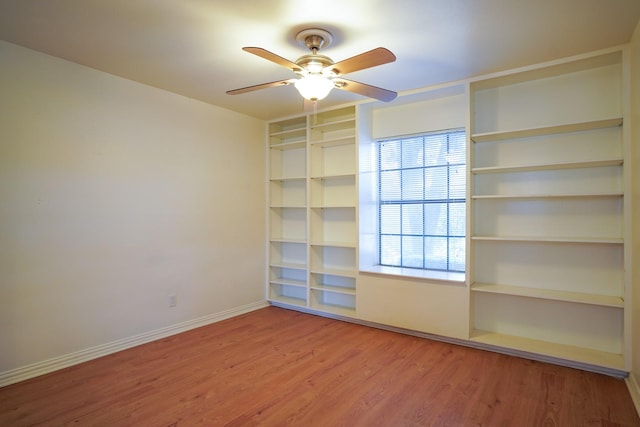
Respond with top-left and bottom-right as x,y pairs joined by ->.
227,28 -> 397,103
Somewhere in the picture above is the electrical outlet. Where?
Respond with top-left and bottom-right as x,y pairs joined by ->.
168,294 -> 177,307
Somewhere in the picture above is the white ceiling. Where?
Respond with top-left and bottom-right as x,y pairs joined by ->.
1,0 -> 639,120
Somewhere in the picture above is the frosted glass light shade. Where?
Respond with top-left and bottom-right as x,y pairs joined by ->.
294,75 -> 334,101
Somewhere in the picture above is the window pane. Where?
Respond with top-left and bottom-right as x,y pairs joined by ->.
380,235 -> 400,265
424,203 -> 447,236
424,134 -> 447,166
448,133 -> 466,164
449,237 -> 466,272
424,237 -> 448,270
401,235 -> 423,268
380,204 -> 400,234
401,168 -> 423,200
449,164 -> 466,199
449,203 -> 466,236
380,170 -> 400,200
424,166 -> 448,199
401,137 -> 424,168
402,204 -> 423,235
379,140 -> 400,170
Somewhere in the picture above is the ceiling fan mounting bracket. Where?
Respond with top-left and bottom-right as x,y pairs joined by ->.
295,28 -> 333,53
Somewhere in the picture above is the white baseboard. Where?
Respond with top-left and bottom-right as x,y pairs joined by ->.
0,300 -> 269,388
626,372 -> 640,417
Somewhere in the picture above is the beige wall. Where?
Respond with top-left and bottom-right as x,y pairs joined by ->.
631,21 -> 640,387
0,42 -> 266,375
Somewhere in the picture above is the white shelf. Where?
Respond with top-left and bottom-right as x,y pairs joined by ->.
309,108 -> 356,145
471,235 -> 623,244
309,204 -> 356,209
471,192 -> 623,200
269,261 -> 307,270
310,287 -> 357,314
309,105 -> 355,125
270,176 -> 306,182
310,285 -> 356,295
309,241 -> 356,248
268,117 -> 307,150
309,135 -> 356,147
269,140 -> 306,150
310,117 -> 355,131
268,294 -> 307,307
471,283 -> 623,308
310,173 -> 356,179
270,205 -> 307,209
309,266 -> 357,278
270,278 -> 307,288
268,273 -> 308,307
470,330 -> 624,370
269,127 -> 306,137
269,237 -> 307,244
471,158 -> 623,174
471,117 -> 623,143
309,301 -> 356,316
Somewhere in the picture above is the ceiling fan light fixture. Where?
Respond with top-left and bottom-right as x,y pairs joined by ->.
306,60 -> 324,73
294,74 -> 334,101
228,27 -> 397,103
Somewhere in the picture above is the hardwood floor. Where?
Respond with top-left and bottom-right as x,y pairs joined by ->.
1,306 -> 638,426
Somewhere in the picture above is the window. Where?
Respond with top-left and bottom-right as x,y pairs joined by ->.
377,129 -> 466,273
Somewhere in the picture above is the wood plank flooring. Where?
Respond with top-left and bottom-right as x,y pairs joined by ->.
1,306 -> 638,426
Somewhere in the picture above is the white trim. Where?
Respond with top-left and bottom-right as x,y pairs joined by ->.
626,373 -> 640,417
0,300 -> 269,387
360,265 -> 466,284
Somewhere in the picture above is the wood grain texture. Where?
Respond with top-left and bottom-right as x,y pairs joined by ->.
1,306 -> 638,426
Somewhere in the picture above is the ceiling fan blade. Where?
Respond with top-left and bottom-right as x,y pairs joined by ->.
227,79 -> 294,95
330,47 -> 396,75
242,47 -> 301,72
334,78 -> 397,102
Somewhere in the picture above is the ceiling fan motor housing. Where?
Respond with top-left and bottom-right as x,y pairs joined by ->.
295,28 -> 333,52
295,54 -> 334,75
294,29 -> 336,76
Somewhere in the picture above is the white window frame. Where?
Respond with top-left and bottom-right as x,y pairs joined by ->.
359,128 -> 467,284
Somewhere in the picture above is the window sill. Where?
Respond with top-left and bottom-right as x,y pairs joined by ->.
360,265 -> 466,285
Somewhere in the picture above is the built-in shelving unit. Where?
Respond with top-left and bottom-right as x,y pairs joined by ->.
267,106 -> 358,315
265,47 -> 631,374
468,49 -> 628,370
267,116 -> 309,307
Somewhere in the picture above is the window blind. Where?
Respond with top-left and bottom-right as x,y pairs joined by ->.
378,130 -> 466,272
